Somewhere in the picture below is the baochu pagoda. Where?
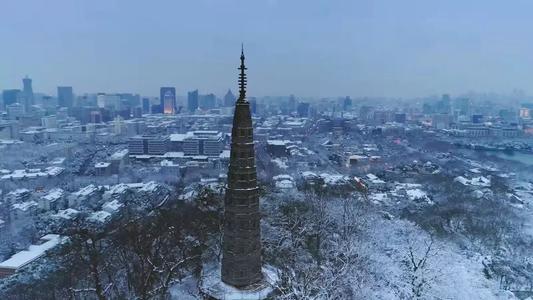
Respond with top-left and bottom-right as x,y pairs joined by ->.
200,46 -> 279,300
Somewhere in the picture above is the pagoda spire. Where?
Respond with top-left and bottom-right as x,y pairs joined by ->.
220,46 -> 262,288
238,44 -> 247,102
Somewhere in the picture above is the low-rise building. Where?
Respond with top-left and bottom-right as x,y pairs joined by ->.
128,135 -> 169,155
0,234 -> 64,278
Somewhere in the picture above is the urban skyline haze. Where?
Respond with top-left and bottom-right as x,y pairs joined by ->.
2,0 -> 533,98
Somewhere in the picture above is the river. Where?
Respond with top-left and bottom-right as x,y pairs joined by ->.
481,151 -> 533,166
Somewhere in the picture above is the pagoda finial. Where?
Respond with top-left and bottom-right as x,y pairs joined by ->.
238,44 -> 247,102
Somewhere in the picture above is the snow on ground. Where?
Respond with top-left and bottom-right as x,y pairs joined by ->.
464,159 -> 500,172
455,175 -> 491,187
369,193 -> 388,204
198,263 -> 279,300
169,275 -> 200,300
430,250 -> 502,300
364,217 -> 504,299
405,188 -> 432,203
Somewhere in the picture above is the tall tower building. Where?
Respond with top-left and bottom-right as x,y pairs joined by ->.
188,89 -> 199,113
22,76 -> 34,112
160,87 -> 176,114
223,89 -> 236,107
57,86 -> 74,108
22,76 -> 33,97
221,46 -> 263,287
2,90 -> 21,107
199,93 -> 216,110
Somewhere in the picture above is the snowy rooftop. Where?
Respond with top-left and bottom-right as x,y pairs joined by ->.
161,159 -> 180,167
88,211 -> 112,223
12,201 -> 38,211
72,184 -> 99,197
102,199 -> 123,213
366,173 -> 386,184
42,188 -> 64,202
275,180 -> 295,189
301,171 -> 319,179
140,181 -> 160,193
320,173 -> 348,185
271,158 -> 288,169
169,133 -> 190,142
49,157 -> 66,165
51,208 -> 79,220
267,139 -> 291,146
0,234 -> 63,269
104,183 -> 131,196
7,188 -> 30,197
0,167 -> 64,180
110,149 -> 129,160
95,162 -> 111,168
273,174 -> 294,181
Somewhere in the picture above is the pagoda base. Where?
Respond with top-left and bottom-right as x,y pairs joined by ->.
199,263 -> 279,300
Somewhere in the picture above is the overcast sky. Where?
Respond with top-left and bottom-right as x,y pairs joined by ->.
1,0 -> 533,98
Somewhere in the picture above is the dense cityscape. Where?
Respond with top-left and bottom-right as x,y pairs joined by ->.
2,1 -> 533,299
1,61 -> 533,298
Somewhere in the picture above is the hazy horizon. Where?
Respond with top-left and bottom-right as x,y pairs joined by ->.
2,0 -> 533,98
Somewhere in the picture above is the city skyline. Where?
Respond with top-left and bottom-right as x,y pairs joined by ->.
2,0 -> 533,98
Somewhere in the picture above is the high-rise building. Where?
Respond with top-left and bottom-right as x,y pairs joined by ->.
436,94 -> 452,114
188,89 -> 199,112
297,102 -> 310,117
21,76 -> 34,112
22,76 -> 33,98
57,86 -> 74,108
97,94 -> 121,109
160,87 -> 176,114
288,94 -> 296,113
223,89 -> 236,107
394,113 -> 407,123
221,48 -> 262,287
119,93 -> 140,108
453,98 -> 471,116
343,96 -> 352,111
199,93 -> 216,110
2,89 -> 20,107
142,98 -> 151,113
249,97 -> 257,115
359,105 -> 374,122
